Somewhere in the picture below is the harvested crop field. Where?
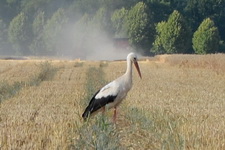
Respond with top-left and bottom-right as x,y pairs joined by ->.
0,54 -> 225,150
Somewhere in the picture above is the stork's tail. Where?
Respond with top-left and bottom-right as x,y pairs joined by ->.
82,90 -> 100,120
82,106 -> 91,121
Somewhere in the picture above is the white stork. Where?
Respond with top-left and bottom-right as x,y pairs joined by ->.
82,52 -> 142,122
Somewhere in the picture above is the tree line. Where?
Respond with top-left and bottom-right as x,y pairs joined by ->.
0,0 -> 224,56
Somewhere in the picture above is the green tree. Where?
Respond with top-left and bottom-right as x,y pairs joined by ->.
151,21 -> 167,54
42,8 -> 68,55
0,19 -> 11,54
8,12 -> 30,55
111,7 -> 128,38
146,0 -> 173,23
152,10 -> 191,54
185,0 -> 225,40
32,11 -> 45,36
192,18 -> 220,54
0,20 -> 6,43
126,2 -> 154,53
75,13 -> 91,32
73,13 -> 92,55
91,7 -> 113,36
30,11 -> 45,55
73,7 -> 115,57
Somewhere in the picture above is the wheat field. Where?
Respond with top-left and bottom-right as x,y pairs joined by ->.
0,54 -> 225,150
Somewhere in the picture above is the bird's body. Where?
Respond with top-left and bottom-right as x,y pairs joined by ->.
82,53 -> 142,121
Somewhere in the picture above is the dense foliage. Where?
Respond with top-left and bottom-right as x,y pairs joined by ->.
8,12 -> 29,55
0,0 -> 224,56
193,18 -> 220,54
152,10 -> 191,54
126,2 -> 154,54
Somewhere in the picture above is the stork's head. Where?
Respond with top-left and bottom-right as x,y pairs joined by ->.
127,53 -> 142,79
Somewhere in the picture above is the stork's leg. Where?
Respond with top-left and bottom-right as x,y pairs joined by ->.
113,107 -> 117,123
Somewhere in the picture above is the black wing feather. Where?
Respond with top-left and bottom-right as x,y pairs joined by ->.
82,90 -> 117,120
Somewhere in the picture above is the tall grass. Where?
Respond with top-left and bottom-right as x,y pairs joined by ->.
29,61 -> 58,86
119,106 -> 185,149
74,63 -> 186,149
74,61 -> 84,67
0,62 -> 57,103
1,57 -> 224,149
83,67 -> 107,105
161,54 -> 225,73
0,81 -> 23,102
72,66 -> 123,149
72,115 -> 122,150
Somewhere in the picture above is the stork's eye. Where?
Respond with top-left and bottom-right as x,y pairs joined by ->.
133,57 -> 137,61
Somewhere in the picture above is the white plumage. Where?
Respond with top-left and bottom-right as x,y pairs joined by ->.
82,53 -> 142,121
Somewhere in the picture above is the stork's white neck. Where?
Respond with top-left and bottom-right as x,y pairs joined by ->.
125,58 -> 132,79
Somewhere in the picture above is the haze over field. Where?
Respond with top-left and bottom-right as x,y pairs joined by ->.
60,23 -> 133,60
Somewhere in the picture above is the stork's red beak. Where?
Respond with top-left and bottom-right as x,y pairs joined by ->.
134,61 -> 142,79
